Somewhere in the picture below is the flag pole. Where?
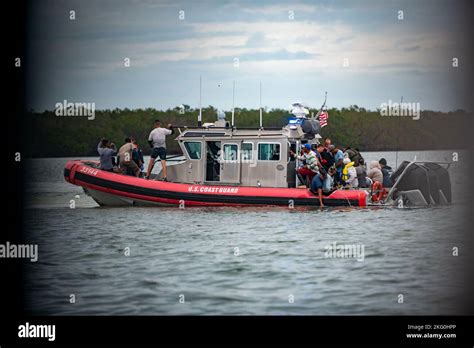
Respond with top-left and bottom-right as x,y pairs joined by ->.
316,91 -> 327,119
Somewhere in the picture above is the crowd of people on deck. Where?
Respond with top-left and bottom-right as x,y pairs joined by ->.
291,138 -> 393,206
97,119 -> 174,180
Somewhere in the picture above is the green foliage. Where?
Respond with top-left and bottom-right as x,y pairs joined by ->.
25,108 -> 471,157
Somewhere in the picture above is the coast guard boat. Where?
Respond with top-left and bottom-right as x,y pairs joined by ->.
64,90 -> 451,208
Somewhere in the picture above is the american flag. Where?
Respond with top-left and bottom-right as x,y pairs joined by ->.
319,111 -> 329,127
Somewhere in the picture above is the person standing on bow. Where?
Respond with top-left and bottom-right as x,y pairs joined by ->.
146,119 -> 174,181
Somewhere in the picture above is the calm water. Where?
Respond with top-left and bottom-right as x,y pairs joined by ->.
23,151 -> 471,315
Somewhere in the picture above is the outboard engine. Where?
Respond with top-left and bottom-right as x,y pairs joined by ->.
389,161 -> 451,206
423,162 -> 452,203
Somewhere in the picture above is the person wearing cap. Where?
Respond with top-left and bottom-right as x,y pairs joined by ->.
379,158 -> 393,187
342,157 -> 358,188
290,143 -> 320,186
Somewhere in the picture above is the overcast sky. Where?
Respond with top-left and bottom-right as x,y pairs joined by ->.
26,0 -> 472,112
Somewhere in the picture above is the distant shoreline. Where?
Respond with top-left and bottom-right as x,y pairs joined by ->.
24,108 -> 471,158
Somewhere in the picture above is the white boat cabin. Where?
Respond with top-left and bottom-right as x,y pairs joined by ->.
165,118 -> 320,188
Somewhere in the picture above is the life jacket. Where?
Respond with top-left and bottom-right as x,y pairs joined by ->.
342,161 -> 355,181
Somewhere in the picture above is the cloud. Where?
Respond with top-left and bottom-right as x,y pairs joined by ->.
26,0 -> 470,111
241,3 -> 323,15
404,45 -> 421,52
183,20 -> 450,72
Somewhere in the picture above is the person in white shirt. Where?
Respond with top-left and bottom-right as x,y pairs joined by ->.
146,119 -> 174,180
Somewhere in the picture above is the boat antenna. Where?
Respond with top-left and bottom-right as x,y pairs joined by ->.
259,82 -> 262,128
198,75 -> 202,127
395,95 -> 403,168
232,80 -> 235,128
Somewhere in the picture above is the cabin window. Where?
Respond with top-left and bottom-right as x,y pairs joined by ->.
242,143 -> 253,161
184,142 -> 202,160
223,144 -> 238,161
258,143 -> 280,161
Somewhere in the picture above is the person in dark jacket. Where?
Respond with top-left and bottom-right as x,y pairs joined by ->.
355,158 -> 369,188
320,142 -> 335,172
379,158 -> 393,187
132,139 -> 145,176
